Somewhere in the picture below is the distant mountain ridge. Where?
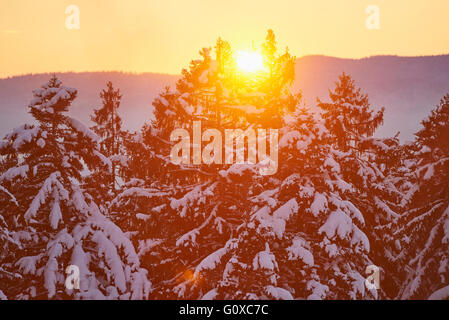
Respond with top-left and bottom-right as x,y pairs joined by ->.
0,72 -> 179,137
294,54 -> 449,140
1,54 -> 449,140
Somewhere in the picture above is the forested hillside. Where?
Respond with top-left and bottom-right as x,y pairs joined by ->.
1,31 -> 448,300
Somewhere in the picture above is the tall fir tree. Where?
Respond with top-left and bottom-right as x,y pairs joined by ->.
397,94 -> 449,299
318,73 -> 384,151
89,81 -> 125,195
318,74 -> 403,298
111,30 -> 299,299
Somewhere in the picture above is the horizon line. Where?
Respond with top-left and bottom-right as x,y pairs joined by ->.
1,53 -> 449,80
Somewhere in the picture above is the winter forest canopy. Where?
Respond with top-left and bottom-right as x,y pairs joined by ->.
1,30 -> 449,300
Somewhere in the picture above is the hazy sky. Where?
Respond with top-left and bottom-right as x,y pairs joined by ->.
1,0 -> 448,77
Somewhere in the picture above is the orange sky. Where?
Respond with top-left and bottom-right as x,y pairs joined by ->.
1,0 -> 449,78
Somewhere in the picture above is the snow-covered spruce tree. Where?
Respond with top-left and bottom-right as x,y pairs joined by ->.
91,81 -> 124,161
397,94 -> 449,299
317,73 -> 384,152
126,31 -> 298,299
208,105 -> 376,300
0,76 -> 150,299
358,134 -> 408,298
86,81 -> 126,202
119,40 -> 246,297
317,74 -> 404,298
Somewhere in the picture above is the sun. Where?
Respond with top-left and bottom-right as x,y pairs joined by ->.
236,50 -> 264,73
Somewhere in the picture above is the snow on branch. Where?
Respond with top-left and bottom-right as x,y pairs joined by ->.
0,185 -> 18,206
24,172 -> 69,222
66,117 -> 100,143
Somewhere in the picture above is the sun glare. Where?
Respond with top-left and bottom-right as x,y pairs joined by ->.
236,50 -> 264,73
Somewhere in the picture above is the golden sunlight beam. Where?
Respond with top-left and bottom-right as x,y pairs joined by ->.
236,50 -> 264,73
